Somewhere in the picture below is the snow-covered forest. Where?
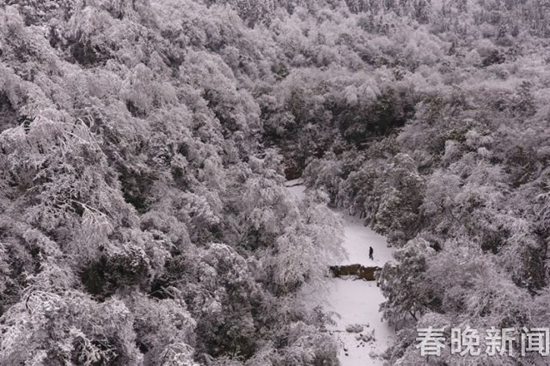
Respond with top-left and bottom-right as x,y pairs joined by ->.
1,0 -> 550,365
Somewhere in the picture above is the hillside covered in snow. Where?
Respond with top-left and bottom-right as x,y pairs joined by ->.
1,0 -> 550,365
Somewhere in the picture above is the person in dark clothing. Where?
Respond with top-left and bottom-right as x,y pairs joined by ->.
369,246 -> 374,260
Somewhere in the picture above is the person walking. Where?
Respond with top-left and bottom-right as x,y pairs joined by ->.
369,246 -> 374,260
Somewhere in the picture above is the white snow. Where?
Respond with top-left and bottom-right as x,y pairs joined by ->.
321,278 -> 395,365
285,178 -> 306,200
287,182 -> 395,366
334,212 -> 394,268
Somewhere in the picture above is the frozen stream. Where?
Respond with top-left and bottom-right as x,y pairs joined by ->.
286,180 -> 395,366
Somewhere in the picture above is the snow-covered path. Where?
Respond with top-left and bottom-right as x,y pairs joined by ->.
287,180 -> 395,365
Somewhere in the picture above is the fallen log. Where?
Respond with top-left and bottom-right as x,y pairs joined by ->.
329,264 -> 382,281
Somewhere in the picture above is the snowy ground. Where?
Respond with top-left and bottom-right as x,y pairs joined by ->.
286,180 -> 395,366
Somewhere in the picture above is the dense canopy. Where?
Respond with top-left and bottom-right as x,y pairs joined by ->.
1,0 -> 550,365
